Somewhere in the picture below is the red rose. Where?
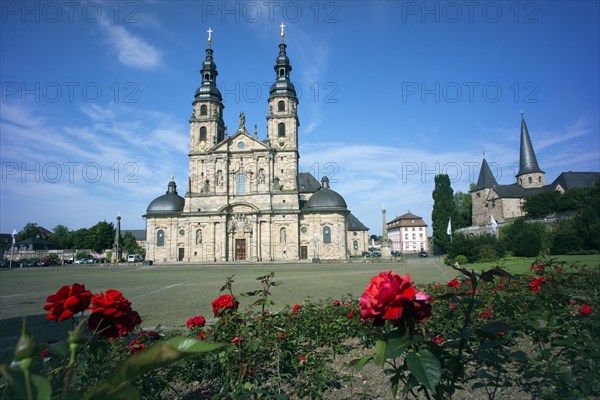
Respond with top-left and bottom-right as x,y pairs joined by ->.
186,315 -> 207,328
359,271 -> 419,325
527,276 -> 546,292
480,307 -> 493,319
432,334 -> 444,344
44,283 -> 91,322
530,264 -> 544,272
347,311 -> 355,319
40,348 -> 50,358
405,290 -> 432,322
579,304 -> 593,315
211,294 -> 239,317
197,331 -> 207,340
291,304 -> 302,314
128,339 -> 145,353
332,300 -> 341,307
447,279 -> 461,288
88,289 -> 141,338
232,337 -> 245,344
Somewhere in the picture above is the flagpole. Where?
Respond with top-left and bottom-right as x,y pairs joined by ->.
9,228 -> 16,268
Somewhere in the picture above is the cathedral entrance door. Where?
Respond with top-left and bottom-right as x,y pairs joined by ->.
178,248 -> 184,261
235,239 -> 246,260
300,246 -> 308,260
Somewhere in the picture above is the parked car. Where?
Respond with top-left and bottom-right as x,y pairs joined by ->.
372,251 -> 382,257
127,254 -> 143,262
24,260 -> 38,267
74,259 -> 85,264
362,251 -> 371,257
37,259 -> 52,267
391,251 -> 402,257
84,258 -> 96,264
419,251 -> 428,258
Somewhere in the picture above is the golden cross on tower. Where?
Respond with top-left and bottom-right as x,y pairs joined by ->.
207,27 -> 213,43
279,22 -> 285,38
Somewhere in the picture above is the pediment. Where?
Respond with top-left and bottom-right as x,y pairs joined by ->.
209,129 -> 270,153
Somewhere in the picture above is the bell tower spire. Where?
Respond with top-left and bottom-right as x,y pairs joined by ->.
267,24 -> 299,191
516,111 -> 545,188
188,28 -> 226,195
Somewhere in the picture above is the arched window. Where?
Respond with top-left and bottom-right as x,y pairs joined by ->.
236,174 -> 246,195
323,226 -> 331,244
200,126 -> 207,141
278,101 -> 285,112
353,240 -> 358,250
200,105 -> 207,115
204,73 -> 211,82
196,229 -> 202,244
157,230 -> 165,247
528,176 -> 533,184
538,176 -> 541,182
279,68 -> 285,77
280,228 -> 287,244
278,123 -> 285,137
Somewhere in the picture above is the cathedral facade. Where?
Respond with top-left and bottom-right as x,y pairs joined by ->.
143,30 -> 369,263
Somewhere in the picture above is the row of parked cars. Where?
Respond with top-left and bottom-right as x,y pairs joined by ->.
362,251 -> 428,258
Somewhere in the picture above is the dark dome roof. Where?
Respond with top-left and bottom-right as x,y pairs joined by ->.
145,179 -> 185,215
303,176 -> 348,213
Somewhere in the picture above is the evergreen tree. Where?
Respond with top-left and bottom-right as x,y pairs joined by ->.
453,190 -> 472,229
431,174 -> 456,253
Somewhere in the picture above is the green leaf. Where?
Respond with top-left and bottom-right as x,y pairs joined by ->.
0,365 -> 52,400
107,337 -> 224,385
406,349 -> 441,393
349,355 -> 372,372
47,342 -> 68,358
375,340 -> 387,367
271,281 -> 284,286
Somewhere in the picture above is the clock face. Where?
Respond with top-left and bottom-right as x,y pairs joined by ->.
278,139 -> 287,148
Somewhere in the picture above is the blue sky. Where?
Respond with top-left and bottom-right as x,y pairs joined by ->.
1,1 -> 599,235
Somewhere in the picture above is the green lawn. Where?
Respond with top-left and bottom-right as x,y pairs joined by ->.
1,254 -> 598,363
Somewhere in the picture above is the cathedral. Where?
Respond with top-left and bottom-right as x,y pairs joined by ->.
143,28 -> 369,262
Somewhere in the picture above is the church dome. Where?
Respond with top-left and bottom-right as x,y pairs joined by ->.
303,176 -> 348,212
145,178 -> 185,215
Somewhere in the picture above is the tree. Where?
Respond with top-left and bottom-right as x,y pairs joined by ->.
122,232 -> 141,255
51,224 -> 72,249
500,219 -> 549,257
87,221 -> 115,253
431,174 -> 456,253
453,190 -> 472,229
70,228 -> 90,250
16,223 -> 48,242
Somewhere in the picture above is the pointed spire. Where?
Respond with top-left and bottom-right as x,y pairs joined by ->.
517,111 -> 544,176
473,158 -> 498,191
194,28 -> 222,103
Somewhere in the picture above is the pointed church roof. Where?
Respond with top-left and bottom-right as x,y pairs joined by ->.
517,112 -> 544,177
473,158 -> 498,191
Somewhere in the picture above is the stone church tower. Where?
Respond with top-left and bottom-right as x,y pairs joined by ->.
143,27 -> 369,263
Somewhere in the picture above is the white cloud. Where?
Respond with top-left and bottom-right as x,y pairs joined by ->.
98,19 -> 163,70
